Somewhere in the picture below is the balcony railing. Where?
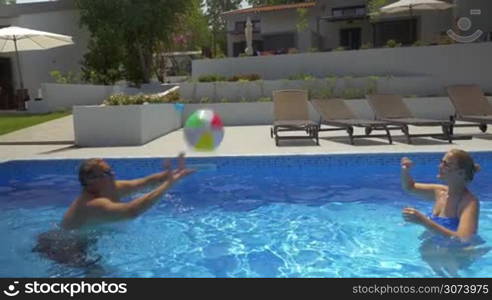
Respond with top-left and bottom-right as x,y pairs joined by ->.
323,5 -> 367,22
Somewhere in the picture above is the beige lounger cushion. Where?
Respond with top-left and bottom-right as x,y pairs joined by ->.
311,99 -> 354,120
273,90 -> 310,121
447,85 -> 492,116
367,94 -> 413,119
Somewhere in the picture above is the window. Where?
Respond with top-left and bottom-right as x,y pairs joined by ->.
252,20 -> 261,32
333,9 -> 343,17
355,7 -> 366,16
332,5 -> 366,18
235,21 -> 246,32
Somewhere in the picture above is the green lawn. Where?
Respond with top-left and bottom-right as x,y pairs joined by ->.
0,111 -> 71,136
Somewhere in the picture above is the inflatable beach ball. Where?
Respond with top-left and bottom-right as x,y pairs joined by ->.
184,109 -> 224,151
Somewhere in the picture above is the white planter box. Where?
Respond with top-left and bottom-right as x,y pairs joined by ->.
73,104 -> 181,147
43,83 -> 114,111
179,77 -> 447,103
73,97 -> 492,147
38,83 -> 176,113
192,43 -> 492,94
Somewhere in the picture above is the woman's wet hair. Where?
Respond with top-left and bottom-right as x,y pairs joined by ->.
449,149 -> 480,182
78,158 -> 105,187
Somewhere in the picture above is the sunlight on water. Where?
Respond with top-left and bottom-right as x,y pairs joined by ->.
0,154 -> 491,277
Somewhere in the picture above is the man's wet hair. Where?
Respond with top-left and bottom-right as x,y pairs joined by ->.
78,158 -> 104,187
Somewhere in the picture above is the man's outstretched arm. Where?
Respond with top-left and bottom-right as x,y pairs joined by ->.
116,153 -> 187,196
90,168 -> 194,222
116,171 -> 170,196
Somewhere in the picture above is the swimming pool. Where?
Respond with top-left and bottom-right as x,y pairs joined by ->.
1,153 -> 491,278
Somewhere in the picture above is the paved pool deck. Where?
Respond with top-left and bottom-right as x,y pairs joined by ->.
1,115 -> 492,162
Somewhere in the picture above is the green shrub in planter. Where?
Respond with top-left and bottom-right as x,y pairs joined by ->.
198,74 -> 227,82
228,74 -> 262,82
341,88 -> 366,99
50,70 -> 80,84
385,40 -> 402,48
412,40 -> 429,47
103,90 -> 182,105
288,73 -> 315,80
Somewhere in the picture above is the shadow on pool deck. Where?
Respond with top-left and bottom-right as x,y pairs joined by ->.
0,140 -> 74,146
2,115 -> 492,160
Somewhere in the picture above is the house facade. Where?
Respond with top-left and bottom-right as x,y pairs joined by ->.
0,0 -> 89,110
222,0 -> 492,57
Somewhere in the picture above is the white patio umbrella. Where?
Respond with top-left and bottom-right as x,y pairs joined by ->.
0,26 -> 74,93
244,17 -> 253,56
379,0 -> 454,44
380,0 -> 454,16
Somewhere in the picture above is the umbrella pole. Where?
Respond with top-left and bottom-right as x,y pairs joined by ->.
13,36 -> 27,110
409,5 -> 414,44
13,36 -> 24,91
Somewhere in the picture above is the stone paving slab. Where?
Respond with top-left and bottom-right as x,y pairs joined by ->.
1,115 -> 491,162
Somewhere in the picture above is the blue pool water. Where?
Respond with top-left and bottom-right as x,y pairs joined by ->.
1,153 -> 491,278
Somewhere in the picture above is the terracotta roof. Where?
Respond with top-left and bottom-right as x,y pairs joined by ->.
222,2 -> 316,16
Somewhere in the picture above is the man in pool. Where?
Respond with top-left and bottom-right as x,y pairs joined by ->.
33,153 -> 194,269
61,153 -> 194,230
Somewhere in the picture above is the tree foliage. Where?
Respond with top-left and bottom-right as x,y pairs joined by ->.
296,8 -> 309,33
0,0 -> 16,5
76,0 -> 192,86
367,0 -> 394,21
204,0 -> 242,57
154,0 -> 211,81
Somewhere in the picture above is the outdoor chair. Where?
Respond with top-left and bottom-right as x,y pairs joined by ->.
271,89 -> 319,146
367,94 -> 453,144
311,99 -> 399,144
447,85 -> 492,134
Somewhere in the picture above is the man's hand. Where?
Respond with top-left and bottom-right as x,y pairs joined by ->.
402,207 -> 427,225
167,152 -> 195,182
172,168 -> 195,181
401,157 -> 413,170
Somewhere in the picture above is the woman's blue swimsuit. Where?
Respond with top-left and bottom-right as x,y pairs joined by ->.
427,213 -> 460,231
425,213 -> 484,247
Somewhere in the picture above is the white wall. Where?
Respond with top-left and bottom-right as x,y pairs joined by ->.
0,9 -> 89,100
184,102 -> 273,126
41,83 -> 114,111
192,42 -> 492,94
261,10 -> 298,34
454,0 -> 492,38
73,104 -> 181,147
26,83 -> 176,112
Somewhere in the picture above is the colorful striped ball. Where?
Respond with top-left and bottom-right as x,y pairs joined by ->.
184,109 -> 224,151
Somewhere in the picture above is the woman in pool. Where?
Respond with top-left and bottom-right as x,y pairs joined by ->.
400,149 -> 480,243
400,149 -> 489,276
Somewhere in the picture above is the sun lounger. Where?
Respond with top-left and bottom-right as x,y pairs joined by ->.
271,89 -> 319,146
367,94 -> 453,144
311,99 -> 400,144
447,85 -> 492,133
